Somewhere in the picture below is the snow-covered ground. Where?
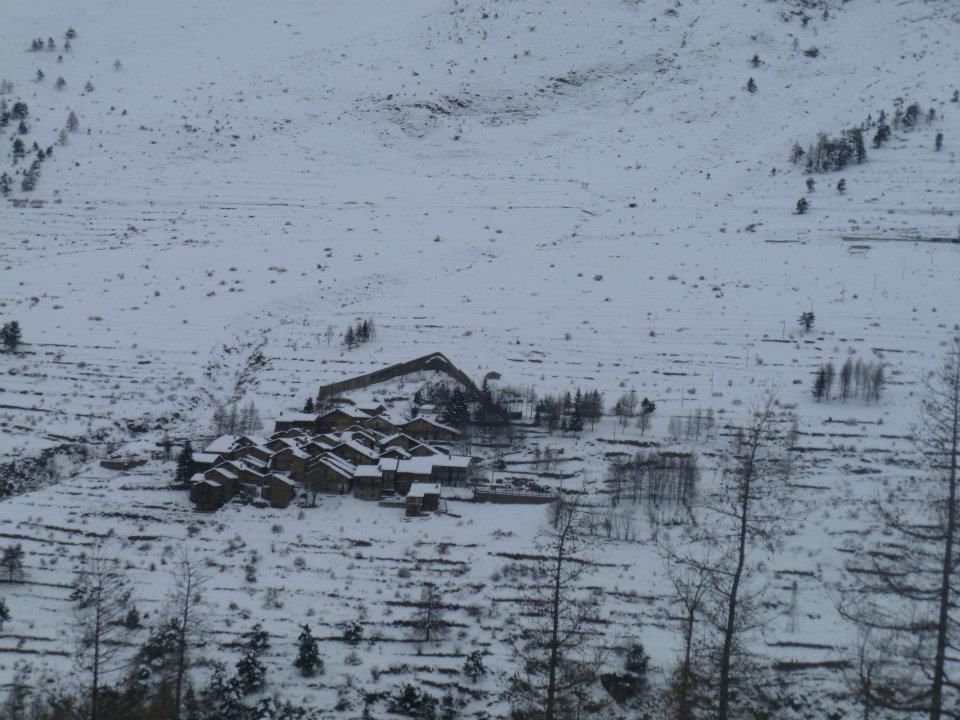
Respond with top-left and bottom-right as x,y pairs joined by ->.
0,0 -> 959,715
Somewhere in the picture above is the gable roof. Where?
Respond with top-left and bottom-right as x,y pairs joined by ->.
407,482 -> 441,498
313,453 -> 356,478
401,417 -> 461,436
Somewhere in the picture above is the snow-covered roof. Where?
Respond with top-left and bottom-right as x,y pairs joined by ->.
276,412 -> 318,422
407,482 -> 441,498
334,439 -> 380,461
353,465 -> 382,478
402,417 -> 461,435
192,452 -> 221,465
274,446 -> 310,460
207,467 -> 238,481
203,435 -> 242,454
320,407 -> 372,420
432,455 -> 473,469
314,454 -> 356,477
396,458 -> 436,475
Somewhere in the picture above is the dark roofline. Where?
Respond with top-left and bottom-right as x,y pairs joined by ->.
317,353 -> 481,399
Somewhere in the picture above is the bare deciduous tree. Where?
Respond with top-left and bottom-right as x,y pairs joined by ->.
840,339 -> 960,719
169,551 -> 208,720
509,498 -> 604,720
73,547 -> 135,720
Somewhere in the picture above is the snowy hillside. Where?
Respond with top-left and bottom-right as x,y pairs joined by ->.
0,0 -> 959,717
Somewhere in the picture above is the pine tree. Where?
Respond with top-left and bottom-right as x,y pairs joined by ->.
813,368 -> 827,401
790,143 -> 805,165
746,77 -> 757,93
84,80 -> 94,93
1,322 -> 22,350
65,27 -> 77,40
0,173 -> 11,196
293,624 -> 323,677
795,197 -> 809,215
637,398 -> 656,435
567,404 -> 584,433
1,544 -> 25,583
66,110 -> 79,132
235,624 -> 268,694
0,598 -> 9,631
750,54 -> 761,68
936,132 -> 944,151
55,76 -> 65,90
35,69 -> 44,82
440,388 -> 469,427
343,325 -> 356,350
11,102 -> 28,120
303,397 -> 315,413
837,178 -> 846,194
175,441 -> 194,484
463,650 -> 486,682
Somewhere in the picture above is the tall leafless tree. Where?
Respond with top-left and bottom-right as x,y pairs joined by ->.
840,339 -> 960,719
410,582 -> 449,643
169,550 -> 208,720
714,393 -> 784,719
509,498 -> 604,720
73,547 -> 135,720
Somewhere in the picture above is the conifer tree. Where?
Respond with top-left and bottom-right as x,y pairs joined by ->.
1,322 -> 22,350
813,368 -> 826,401
463,650 -> 486,682
235,624 -> 268,694
293,624 -> 323,677
1,545 -> 25,583
66,110 -> 79,132
175,441 -> 194,484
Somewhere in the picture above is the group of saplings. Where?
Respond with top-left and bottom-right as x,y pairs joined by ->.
535,387 -> 605,433
0,97 -> 81,195
812,358 -> 884,403
1,321 -> 22,350
606,450 -> 700,507
791,97 -> 947,215
1,25 -> 91,196
343,318 -> 375,350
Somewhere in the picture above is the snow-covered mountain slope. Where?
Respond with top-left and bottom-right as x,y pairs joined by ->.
0,0 -> 958,715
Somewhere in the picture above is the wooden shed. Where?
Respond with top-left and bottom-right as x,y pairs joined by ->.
405,482 -> 441,517
262,475 -> 297,509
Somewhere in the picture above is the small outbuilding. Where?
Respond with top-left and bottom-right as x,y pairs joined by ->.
405,482 -> 441,517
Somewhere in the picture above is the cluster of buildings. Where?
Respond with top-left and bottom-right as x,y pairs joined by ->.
188,403 -> 475,515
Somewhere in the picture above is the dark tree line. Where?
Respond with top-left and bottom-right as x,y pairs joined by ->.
791,128 -> 867,173
812,359 -> 884,403
666,408 -> 716,444
606,451 -> 699,507
535,388 -> 604,433
343,318 -> 375,350
211,401 -> 263,436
